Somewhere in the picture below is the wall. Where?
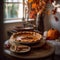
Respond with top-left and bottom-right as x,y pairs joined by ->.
49,1 -> 60,31
44,0 -> 60,31
49,12 -> 60,31
44,12 -> 60,31
4,22 -> 23,40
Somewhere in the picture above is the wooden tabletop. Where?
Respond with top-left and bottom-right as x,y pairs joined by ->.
3,41 -> 55,60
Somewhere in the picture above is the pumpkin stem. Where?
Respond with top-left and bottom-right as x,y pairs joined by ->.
51,28 -> 54,30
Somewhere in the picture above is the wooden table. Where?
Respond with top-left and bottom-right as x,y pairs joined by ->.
3,41 -> 55,60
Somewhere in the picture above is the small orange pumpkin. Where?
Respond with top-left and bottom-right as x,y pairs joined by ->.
47,28 -> 60,40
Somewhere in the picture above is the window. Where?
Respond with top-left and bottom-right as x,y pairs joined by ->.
4,0 -> 28,22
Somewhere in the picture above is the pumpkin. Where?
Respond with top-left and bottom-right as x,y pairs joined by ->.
47,28 -> 60,40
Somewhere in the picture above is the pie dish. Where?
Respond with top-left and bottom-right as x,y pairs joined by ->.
9,31 -> 42,45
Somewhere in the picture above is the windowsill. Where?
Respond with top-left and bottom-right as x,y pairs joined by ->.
4,20 -> 22,24
4,19 -> 35,24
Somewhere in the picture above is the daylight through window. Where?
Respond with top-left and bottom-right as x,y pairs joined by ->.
4,0 -> 24,20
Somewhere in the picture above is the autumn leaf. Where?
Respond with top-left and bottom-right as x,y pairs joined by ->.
28,0 -> 33,3
52,8 -> 57,15
32,3 -> 37,9
54,16 -> 59,22
49,0 -> 54,4
46,10 -> 51,15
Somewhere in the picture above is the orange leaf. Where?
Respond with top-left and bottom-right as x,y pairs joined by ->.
28,0 -> 33,3
46,10 -> 51,15
32,3 -> 37,9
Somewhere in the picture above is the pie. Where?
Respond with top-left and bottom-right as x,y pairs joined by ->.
9,31 -> 42,44
10,44 -> 31,53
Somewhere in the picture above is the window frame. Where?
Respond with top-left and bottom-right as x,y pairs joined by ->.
4,0 -> 35,23
4,0 -> 24,22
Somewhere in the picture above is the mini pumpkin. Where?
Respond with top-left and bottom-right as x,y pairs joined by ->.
47,28 -> 60,40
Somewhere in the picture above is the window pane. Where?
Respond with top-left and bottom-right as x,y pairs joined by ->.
5,0 -> 12,2
4,4 -> 23,19
12,0 -> 23,2
5,0 -> 23,2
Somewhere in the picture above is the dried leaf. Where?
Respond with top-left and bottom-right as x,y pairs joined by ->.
54,16 -> 59,21
49,0 -> 54,4
32,3 -> 37,9
52,8 -> 57,15
28,0 -> 33,3
46,10 -> 51,15
29,10 -> 36,19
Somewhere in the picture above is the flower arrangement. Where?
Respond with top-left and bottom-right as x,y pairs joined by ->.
25,0 -> 59,21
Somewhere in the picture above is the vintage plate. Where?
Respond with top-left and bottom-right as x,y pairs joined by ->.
10,45 -> 31,53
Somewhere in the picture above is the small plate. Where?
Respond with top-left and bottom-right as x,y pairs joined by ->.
10,45 -> 31,53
